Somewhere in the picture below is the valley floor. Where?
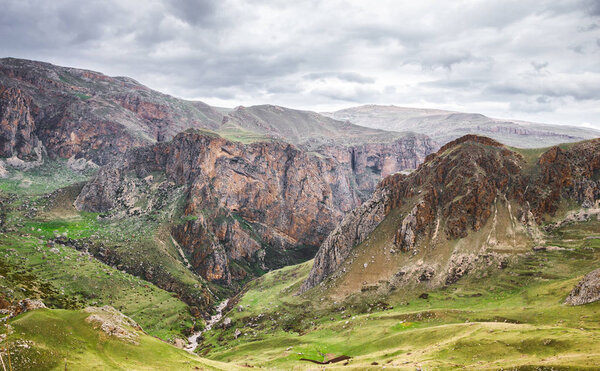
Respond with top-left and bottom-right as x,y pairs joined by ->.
199,220 -> 600,370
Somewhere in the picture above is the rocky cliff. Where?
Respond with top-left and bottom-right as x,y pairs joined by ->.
0,59 -> 437,200
0,86 -> 41,160
301,135 -> 600,293
0,57 -> 223,165
224,104 -> 437,200
316,136 -> 436,200
76,130 -> 360,285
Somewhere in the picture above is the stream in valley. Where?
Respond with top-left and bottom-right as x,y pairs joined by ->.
185,299 -> 229,353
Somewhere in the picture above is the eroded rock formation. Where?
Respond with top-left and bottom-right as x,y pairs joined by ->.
0,57 -> 223,164
76,131 -> 360,284
302,135 -> 600,292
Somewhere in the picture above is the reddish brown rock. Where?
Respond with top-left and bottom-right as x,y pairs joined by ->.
0,86 -> 40,159
302,135 -> 600,292
0,57 -> 223,164
76,131 -> 361,284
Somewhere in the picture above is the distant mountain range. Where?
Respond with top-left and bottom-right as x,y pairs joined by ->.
0,58 -> 435,200
324,104 -> 600,148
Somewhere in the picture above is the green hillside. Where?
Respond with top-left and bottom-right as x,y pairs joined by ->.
3,308 -> 238,370
201,219 -> 600,369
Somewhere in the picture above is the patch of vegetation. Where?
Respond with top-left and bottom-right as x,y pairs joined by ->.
217,125 -> 274,144
74,92 -> 91,100
0,163 -> 206,340
0,159 -> 96,195
0,228 -> 196,340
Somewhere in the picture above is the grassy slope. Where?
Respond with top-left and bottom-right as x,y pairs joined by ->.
0,161 -> 202,340
0,160 -> 94,195
201,219 -> 600,370
3,308 -> 239,371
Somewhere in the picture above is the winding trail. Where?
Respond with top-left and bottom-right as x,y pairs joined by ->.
185,299 -> 229,353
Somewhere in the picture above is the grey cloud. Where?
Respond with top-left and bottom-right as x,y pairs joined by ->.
303,72 -> 375,84
486,79 -> 600,101
311,86 -> 381,103
578,23 -> 599,31
166,0 -> 219,26
585,0 -> 600,16
420,78 -> 487,91
510,95 -> 557,113
569,45 -> 585,54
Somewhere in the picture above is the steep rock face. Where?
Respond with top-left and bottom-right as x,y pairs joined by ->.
299,188 -> 389,292
0,58 -> 223,164
317,135 -> 437,200
526,140 -> 600,218
302,135 -> 600,293
224,105 -> 439,199
383,135 -> 524,242
0,87 -> 40,159
565,268 -> 600,305
76,131 -> 360,285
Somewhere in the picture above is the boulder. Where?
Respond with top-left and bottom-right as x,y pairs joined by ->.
222,317 -> 232,328
18,298 -> 46,312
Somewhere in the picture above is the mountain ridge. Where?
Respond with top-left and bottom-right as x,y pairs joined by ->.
0,57 -> 437,201
324,104 -> 600,148
301,135 -> 600,295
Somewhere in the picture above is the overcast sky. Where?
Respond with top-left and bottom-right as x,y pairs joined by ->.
1,0 -> 599,128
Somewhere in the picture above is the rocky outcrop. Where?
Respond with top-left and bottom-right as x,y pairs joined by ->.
84,306 -> 143,344
394,200 -> 434,251
383,135 -> 524,242
301,135 -> 600,292
526,140 -> 600,219
0,86 -> 40,159
565,268 -> 600,305
76,131 -> 360,285
0,298 -> 47,318
299,188 -> 389,292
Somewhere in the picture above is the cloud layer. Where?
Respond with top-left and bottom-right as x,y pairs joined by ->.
1,0 -> 599,127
